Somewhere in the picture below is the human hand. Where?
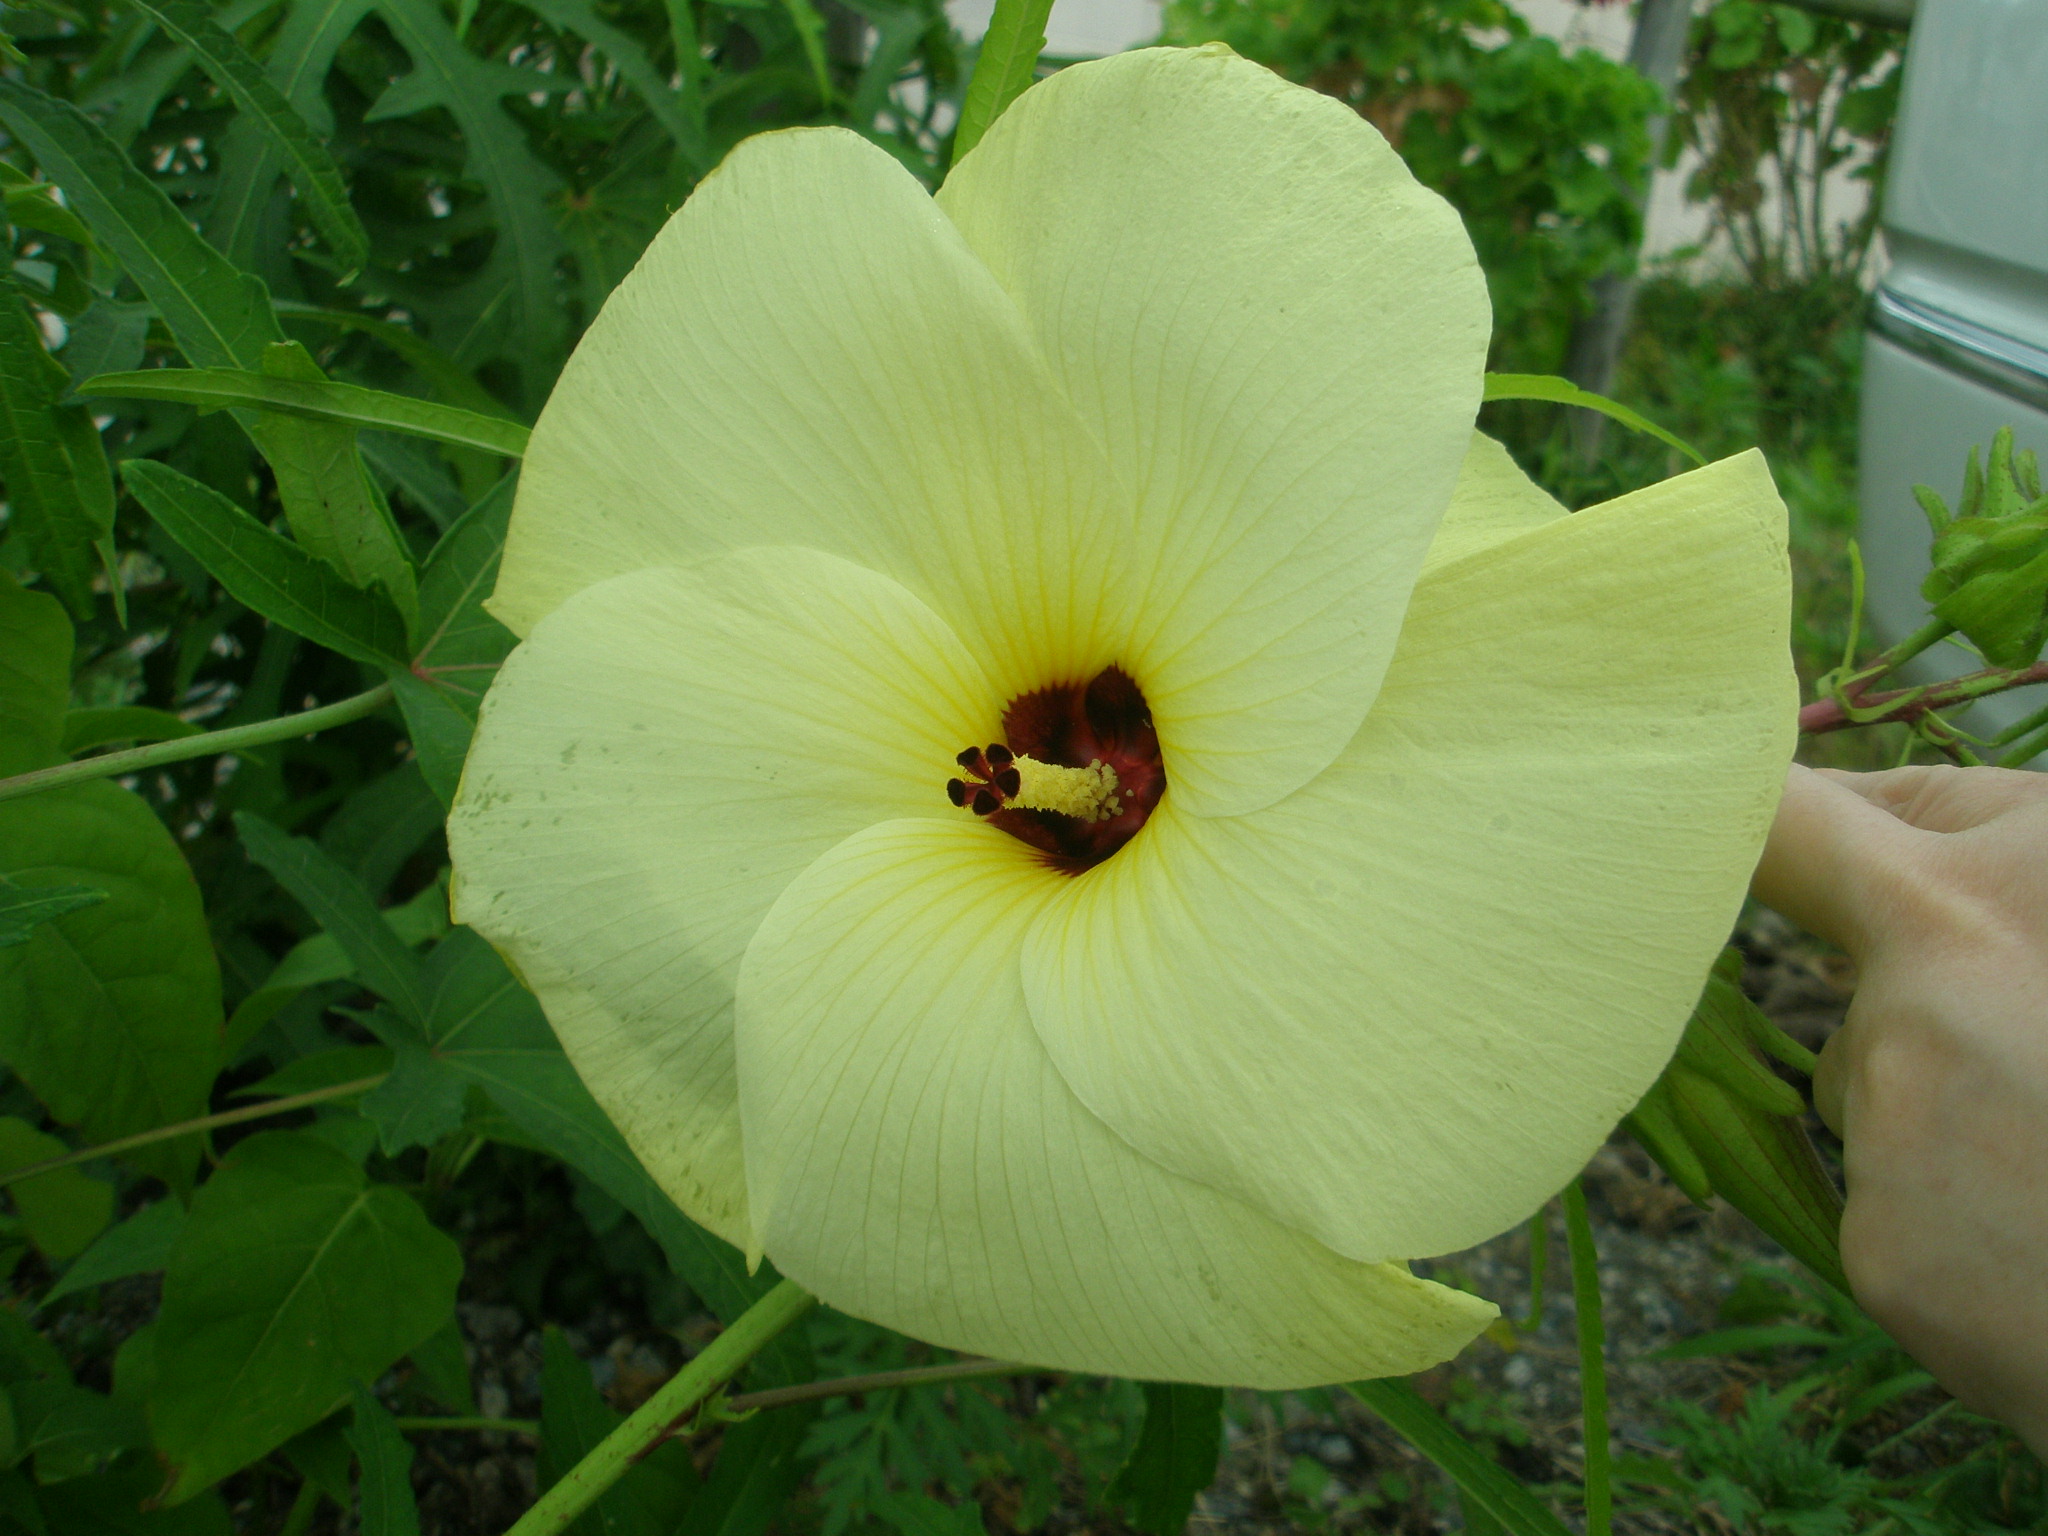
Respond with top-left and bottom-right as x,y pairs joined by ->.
1752,763 -> 2048,1455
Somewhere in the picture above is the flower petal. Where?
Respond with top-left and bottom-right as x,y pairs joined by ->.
736,818 -> 1497,1385
938,45 -> 1492,817
490,127 -> 1128,707
448,547 -> 994,1244
1422,432 -> 1568,574
1023,451 -> 1796,1262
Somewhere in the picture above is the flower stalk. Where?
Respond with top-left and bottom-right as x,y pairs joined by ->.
504,1279 -> 816,1536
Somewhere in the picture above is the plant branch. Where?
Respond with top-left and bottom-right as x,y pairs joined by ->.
1,1076 -> 388,1188
1801,658 -> 2048,735
1562,1180 -> 1611,1536
723,1356 -> 1027,1415
504,1279 -> 816,1536
0,682 -> 395,804
397,1416 -> 540,1436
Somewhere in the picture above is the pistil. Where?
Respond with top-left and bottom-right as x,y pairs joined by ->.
948,746 -> 1123,823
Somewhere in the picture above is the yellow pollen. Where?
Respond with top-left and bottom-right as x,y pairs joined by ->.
1012,755 -> 1122,823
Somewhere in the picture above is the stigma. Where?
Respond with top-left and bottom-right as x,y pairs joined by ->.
948,746 -> 1123,824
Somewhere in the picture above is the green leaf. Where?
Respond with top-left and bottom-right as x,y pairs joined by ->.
407,1320 -> 475,1415
358,1038 -> 467,1155
234,813 -> 431,1027
40,1198 -> 187,1309
0,574 -> 219,1192
149,1130 -> 462,1501
347,1385 -> 422,1536
0,569 -> 70,772
0,78 -> 283,372
1347,1380 -> 1576,1536
1644,1324 -> 1842,1363
399,473 -> 518,803
0,266 -> 113,617
682,1399 -> 816,1536
253,343 -> 420,628
0,876 -> 109,948
60,706 -> 203,756
83,368 -> 531,458
420,928 -> 774,1319
950,0 -> 1052,164
272,301 -> 521,424
59,300 -> 150,391
1108,1384 -> 1223,1536
117,0 -> 368,269
0,787 -> 223,1193
9,1378 -> 147,1482
33,1454 -> 231,1534
320,764 -> 442,899
282,1415 -> 356,1507
233,1044 -> 393,1100
1482,373 -> 1706,466
368,0 -> 570,407
507,0 -> 709,167
538,1326 -> 700,1536
120,460 -> 412,670
870,1494 -> 985,1536
4,181 -> 96,247
203,0 -> 377,269
0,1116 -> 112,1260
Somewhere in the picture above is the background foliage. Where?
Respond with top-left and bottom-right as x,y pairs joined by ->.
0,0 -> 2038,1531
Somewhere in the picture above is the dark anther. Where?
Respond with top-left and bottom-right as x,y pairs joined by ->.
995,767 -> 1022,797
971,788 -> 999,817
955,747 -> 982,770
986,743 -> 1014,768
946,779 -> 967,807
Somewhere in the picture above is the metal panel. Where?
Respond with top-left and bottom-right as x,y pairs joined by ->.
1887,0 -> 2048,288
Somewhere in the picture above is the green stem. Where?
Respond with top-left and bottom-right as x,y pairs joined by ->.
1561,1180 -> 1611,1536
0,682 -> 394,804
1522,1203 -> 1550,1331
396,1416 -> 540,1435
1861,1398 -> 1958,1464
505,1279 -> 816,1536
2,1075 -> 386,1188
724,1355 -> 1024,1414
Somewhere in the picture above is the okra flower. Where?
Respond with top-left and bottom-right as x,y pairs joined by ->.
448,45 -> 1794,1386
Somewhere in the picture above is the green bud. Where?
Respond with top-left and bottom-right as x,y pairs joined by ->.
1623,1079 -> 1713,1205
1675,967 -> 1807,1119
1663,1065 -> 1847,1294
1917,429 -> 2048,667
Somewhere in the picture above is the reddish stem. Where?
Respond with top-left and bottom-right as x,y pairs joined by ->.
1799,659 -> 2048,734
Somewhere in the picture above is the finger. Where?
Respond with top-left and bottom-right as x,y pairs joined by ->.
1752,765 -> 1929,956
1816,764 -> 2048,835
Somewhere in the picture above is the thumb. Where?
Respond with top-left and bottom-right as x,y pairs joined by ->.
1751,764 -> 1929,957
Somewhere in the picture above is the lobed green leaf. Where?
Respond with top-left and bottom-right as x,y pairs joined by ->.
149,1130 -> 461,1501
120,460 -> 413,670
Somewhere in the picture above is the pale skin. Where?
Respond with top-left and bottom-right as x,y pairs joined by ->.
1752,763 -> 2048,1454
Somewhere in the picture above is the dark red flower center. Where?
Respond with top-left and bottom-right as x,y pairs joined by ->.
945,666 -> 1166,874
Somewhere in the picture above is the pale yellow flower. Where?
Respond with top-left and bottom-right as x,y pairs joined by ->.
448,44 -> 1794,1386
